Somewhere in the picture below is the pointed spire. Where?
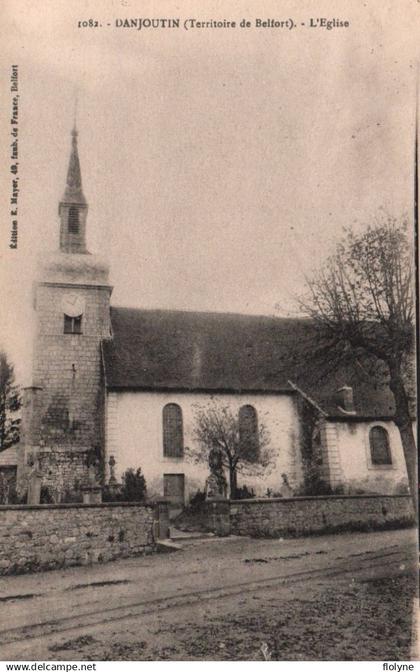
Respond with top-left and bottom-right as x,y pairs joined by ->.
62,124 -> 87,205
59,124 -> 88,254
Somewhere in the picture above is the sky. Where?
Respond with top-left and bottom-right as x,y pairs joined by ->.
0,0 -> 418,382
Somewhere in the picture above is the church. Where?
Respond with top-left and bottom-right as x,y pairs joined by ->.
3,128 -> 410,504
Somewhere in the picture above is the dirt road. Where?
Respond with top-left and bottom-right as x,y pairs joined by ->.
0,528 -> 417,660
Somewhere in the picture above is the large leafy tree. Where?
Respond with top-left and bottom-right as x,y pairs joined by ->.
300,216 -> 416,506
186,400 -> 272,498
0,351 -> 21,451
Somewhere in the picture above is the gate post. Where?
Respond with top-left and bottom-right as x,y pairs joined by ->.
154,498 -> 170,540
206,499 -> 230,536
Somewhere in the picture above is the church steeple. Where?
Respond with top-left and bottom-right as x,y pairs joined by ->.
59,126 -> 88,254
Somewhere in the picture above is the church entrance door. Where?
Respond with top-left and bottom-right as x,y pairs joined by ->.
163,473 -> 185,508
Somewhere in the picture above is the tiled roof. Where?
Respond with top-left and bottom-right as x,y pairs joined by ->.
101,307 -> 398,419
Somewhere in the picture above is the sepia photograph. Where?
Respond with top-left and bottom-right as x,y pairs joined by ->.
0,0 -> 418,665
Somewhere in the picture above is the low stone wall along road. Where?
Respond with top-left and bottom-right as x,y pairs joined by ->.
228,494 -> 414,537
0,502 -> 155,574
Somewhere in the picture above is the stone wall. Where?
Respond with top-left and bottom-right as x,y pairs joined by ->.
229,494 -> 414,537
18,275 -> 113,495
17,446 -> 92,503
0,446 -> 18,467
0,502 -> 155,575
33,283 -> 111,452
37,448 -> 89,501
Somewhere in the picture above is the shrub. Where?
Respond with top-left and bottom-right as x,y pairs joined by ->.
103,467 -> 147,502
295,477 -> 348,496
294,474 -> 333,496
188,488 -> 206,511
234,485 -> 255,500
40,486 -> 54,503
61,489 -> 83,503
265,488 -> 282,498
122,468 -> 147,501
102,485 -> 118,502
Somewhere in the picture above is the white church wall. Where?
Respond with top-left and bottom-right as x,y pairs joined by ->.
105,390 -> 303,500
333,420 -> 409,495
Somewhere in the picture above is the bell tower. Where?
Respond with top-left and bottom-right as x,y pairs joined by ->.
18,127 -> 113,501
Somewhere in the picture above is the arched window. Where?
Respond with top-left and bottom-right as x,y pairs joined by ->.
68,206 -> 80,234
369,426 -> 392,465
239,405 -> 259,462
163,404 -> 184,458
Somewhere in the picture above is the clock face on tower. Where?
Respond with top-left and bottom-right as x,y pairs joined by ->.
61,293 -> 85,318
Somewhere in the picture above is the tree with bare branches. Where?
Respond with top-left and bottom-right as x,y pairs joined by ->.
300,216 -> 416,506
186,401 -> 272,499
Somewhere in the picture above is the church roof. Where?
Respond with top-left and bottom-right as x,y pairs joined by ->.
101,307 -> 398,419
61,127 -> 87,205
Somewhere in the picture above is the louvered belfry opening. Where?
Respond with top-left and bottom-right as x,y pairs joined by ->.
68,206 -> 80,234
